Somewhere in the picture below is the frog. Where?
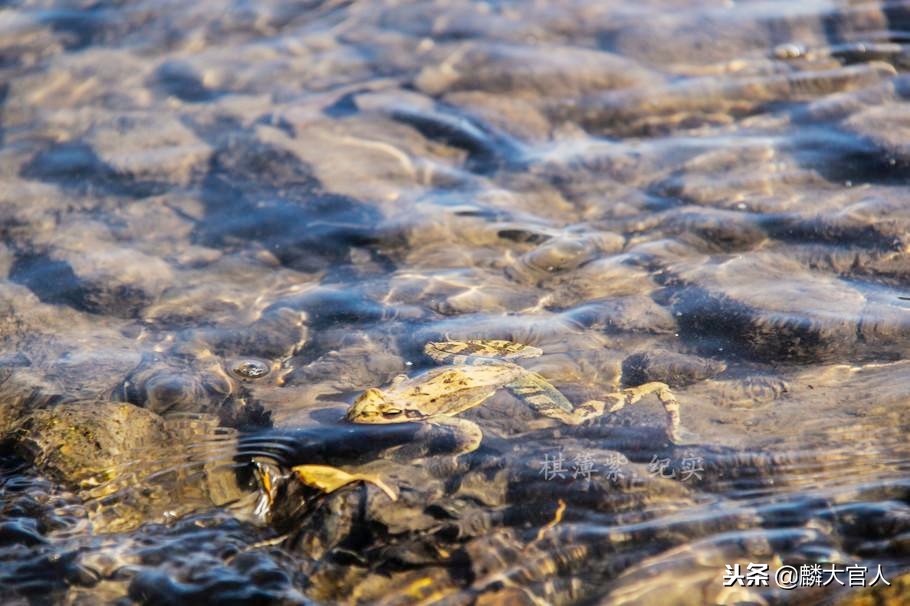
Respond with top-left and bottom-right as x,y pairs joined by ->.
345,339 -> 682,455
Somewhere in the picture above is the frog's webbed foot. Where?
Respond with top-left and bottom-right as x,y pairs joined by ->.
291,464 -> 398,501
602,382 -> 682,443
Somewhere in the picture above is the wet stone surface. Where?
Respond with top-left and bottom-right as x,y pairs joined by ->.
1,0 -> 910,604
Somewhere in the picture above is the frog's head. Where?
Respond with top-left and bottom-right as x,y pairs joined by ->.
346,388 -> 410,423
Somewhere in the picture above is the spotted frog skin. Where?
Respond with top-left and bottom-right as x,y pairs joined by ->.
345,340 -> 682,455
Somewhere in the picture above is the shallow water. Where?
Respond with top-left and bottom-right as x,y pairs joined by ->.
2,0 -> 910,604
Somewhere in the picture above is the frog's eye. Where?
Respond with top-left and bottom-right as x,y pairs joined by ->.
382,408 -> 402,418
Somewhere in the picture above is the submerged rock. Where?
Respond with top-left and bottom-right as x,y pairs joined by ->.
12,401 -> 168,485
622,349 -> 726,388
414,42 -> 659,98
7,401 -> 254,533
667,254 -> 864,363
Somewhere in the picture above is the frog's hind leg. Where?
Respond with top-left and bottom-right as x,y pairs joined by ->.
602,382 -> 682,443
509,375 -> 683,443
506,371 -> 575,418
424,340 -> 543,365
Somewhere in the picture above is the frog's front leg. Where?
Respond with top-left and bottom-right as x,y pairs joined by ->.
429,416 -> 484,457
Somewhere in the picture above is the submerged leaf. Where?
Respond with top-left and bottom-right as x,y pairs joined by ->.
291,464 -> 398,501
